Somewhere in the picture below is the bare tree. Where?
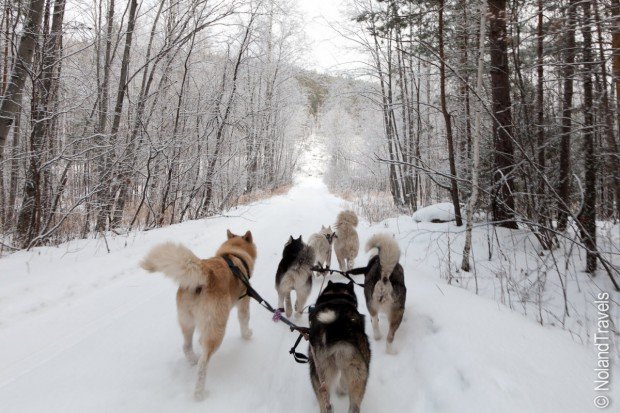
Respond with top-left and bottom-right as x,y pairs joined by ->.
438,0 -> 463,226
488,0 -> 518,229
0,0 -> 45,158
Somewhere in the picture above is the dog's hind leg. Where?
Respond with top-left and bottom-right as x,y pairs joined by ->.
236,296 -> 252,339
284,291 -> 293,318
194,314 -> 229,401
177,291 -> 199,365
386,308 -> 404,354
368,306 -> 382,341
179,320 -> 198,365
343,363 -> 368,413
346,258 -> 355,272
310,358 -> 336,413
294,278 -> 312,318
336,252 -> 346,272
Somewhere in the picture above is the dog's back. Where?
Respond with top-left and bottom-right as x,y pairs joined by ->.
362,234 -> 406,354
309,281 -> 370,413
308,225 -> 334,268
334,210 -> 360,271
275,236 -> 315,286
363,256 -> 406,310
275,236 -> 315,318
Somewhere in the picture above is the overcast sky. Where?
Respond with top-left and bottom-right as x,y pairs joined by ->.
294,0 -> 365,73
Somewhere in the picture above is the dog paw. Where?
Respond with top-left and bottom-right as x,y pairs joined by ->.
194,388 -> 207,401
386,342 -> 397,355
242,328 -> 253,340
373,332 -> 382,341
185,351 -> 199,366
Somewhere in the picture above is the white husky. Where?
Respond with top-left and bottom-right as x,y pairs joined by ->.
307,225 -> 335,271
334,210 -> 359,271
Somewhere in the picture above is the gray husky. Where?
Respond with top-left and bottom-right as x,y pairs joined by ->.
308,225 -> 335,271
333,210 -> 359,271
275,235 -> 315,318
309,281 -> 371,413
350,234 -> 406,354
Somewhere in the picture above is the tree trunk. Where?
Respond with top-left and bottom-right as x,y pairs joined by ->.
488,0 -> 518,229
6,91 -> 22,225
95,0 -> 138,231
613,0 -> 620,140
596,0 -> 620,221
557,0 -> 576,231
93,0 -> 115,231
580,0 -> 597,272
462,0 -> 487,273
536,0 -> 553,248
0,0 -> 45,159
16,0 -> 65,248
439,0 -> 463,226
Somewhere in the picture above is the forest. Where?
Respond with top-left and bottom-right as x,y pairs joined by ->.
0,0 -> 619,290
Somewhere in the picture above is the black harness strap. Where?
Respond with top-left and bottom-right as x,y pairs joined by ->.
224,253 -> 252,278
289,333 -> 310,364
311,265 -> 366,287
222,254 -> 310,339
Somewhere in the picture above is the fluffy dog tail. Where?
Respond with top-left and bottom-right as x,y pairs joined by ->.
365,234 -> 400,280
140,242 -> 205,289
316,309 -> 337,324
336,210 -> 358,227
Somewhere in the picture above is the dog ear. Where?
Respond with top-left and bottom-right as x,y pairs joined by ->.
243,230 -> 253,243
347,281 -> 355,291
327,280 -> 333,286
227,229 -> 234,239
298,235 -> 303,242
321,225 -> 325,230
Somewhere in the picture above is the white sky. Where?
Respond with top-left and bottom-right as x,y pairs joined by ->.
294,0 -> 365,73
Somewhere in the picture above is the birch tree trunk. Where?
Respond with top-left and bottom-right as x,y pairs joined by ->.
461,0 -> 487,273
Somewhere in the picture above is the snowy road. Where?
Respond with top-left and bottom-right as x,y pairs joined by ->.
0,177 -> 613,412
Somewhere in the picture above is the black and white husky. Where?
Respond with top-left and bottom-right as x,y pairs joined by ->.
351,234 -> 406,354
309,281 -> 371,413
275,235 -> 315,318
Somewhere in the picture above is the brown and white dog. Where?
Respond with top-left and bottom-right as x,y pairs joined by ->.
140,230 -> 256,400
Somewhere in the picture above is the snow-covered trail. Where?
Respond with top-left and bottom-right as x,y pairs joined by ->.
0,175 -> 613,412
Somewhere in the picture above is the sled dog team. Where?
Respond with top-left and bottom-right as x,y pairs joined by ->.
141,210 -> 407,412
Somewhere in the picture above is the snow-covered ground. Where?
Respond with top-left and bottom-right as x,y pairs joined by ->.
0,138 -> 618,412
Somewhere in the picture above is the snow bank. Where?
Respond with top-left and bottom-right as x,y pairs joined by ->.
412,202 -> 455,222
